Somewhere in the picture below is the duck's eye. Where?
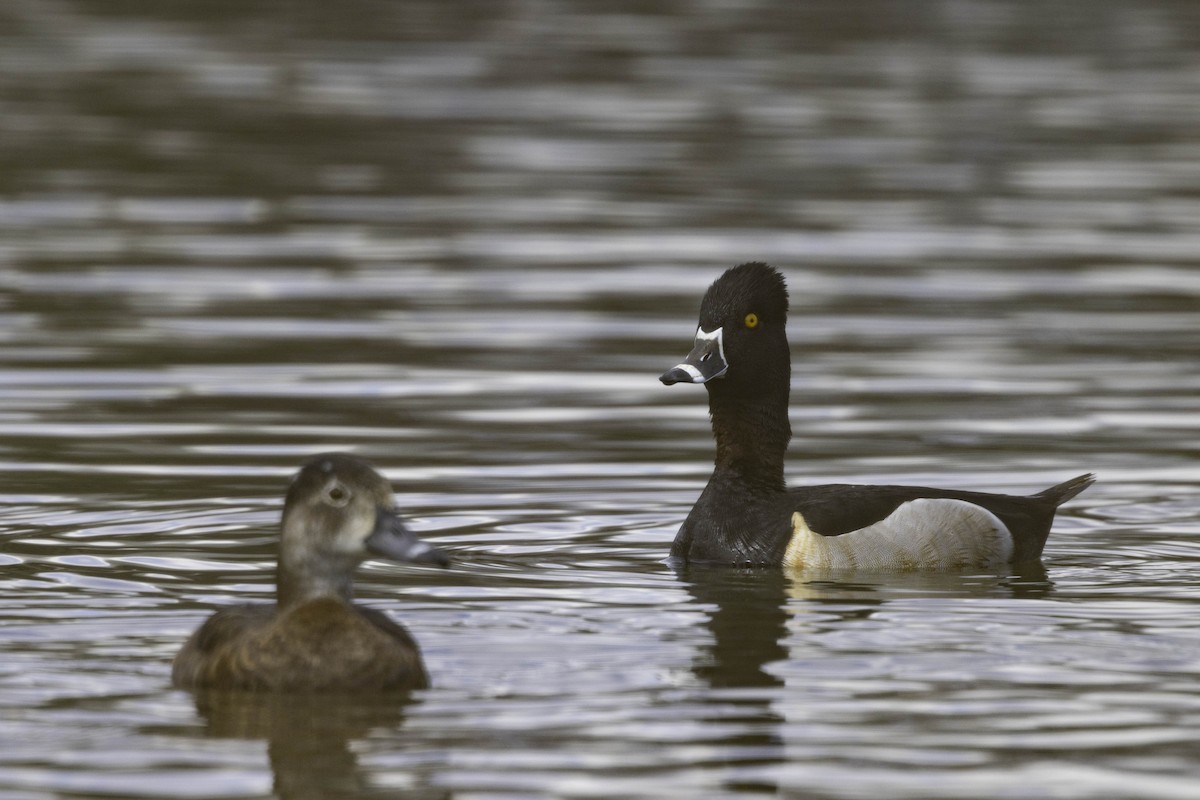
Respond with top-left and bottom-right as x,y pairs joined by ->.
744,312 -> 759,329
325,482 -> 351,507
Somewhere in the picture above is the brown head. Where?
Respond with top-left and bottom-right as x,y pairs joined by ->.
276,453 -> 448,609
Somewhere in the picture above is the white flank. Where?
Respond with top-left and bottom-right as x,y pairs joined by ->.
783,499 -> 1013,572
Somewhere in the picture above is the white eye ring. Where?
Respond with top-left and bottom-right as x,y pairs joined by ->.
325,481 -> 351,507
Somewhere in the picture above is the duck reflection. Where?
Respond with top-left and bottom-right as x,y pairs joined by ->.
785,559 -> 1054,605
191,689 -> 447,800
676,560 -> 1053,793
676,564 -> 790,793
681,559 -> 1052,687
679,564 -> 791,688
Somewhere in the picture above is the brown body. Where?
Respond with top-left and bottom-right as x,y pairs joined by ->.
172,453 -> 447,693
172,597 -> 429,692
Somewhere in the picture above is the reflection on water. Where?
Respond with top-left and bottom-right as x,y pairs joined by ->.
186,690 -> 441,800
681,567 -> 792,689
2,0 -> 1200,797
679,568 -> 790,795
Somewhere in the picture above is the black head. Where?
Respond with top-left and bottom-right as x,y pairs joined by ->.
660,263 -> 791,394
698,262 -> 789,333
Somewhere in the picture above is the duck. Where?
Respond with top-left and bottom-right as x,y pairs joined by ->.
660,262 -> 1094,570
172,453 -> 448,692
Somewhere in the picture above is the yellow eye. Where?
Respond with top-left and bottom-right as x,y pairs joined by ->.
744,312 -> 759,329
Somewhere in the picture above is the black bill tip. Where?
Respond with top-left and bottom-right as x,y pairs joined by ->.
660,367 -> 693,386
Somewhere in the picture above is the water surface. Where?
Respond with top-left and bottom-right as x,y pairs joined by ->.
2,1 -> 1200,798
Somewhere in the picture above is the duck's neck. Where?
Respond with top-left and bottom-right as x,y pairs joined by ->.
705,380 -> 791,492
276,550 -> 357,610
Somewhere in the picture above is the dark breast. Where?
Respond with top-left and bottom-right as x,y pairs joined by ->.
672,477 -> 799,565
172,599 -> 429,692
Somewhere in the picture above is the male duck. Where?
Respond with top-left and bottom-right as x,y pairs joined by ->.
660,262 -> 1094,570
173,453 -> 448,692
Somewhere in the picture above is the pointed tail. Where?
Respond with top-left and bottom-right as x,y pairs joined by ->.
1036,473 -> 1096,507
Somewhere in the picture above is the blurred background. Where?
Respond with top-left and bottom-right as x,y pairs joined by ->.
2,1 -> 1199,798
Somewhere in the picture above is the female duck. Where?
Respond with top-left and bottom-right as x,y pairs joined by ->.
173,453 -> 448,692
660,262 -> 1093,570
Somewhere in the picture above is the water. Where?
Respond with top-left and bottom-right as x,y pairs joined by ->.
2,1 -> 1200,798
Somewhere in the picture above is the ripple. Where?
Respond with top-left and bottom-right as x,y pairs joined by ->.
3,1 -> 1200,798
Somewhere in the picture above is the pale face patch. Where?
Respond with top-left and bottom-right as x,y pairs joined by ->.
331,501 -> 379,554
783,499 -> 1013,572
